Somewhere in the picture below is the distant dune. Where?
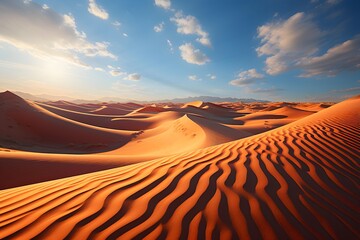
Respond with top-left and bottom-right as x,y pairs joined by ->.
0,92 -> 358,239
0,91 -> 134,153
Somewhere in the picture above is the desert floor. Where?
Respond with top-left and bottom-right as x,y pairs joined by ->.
0,91 -> 359,239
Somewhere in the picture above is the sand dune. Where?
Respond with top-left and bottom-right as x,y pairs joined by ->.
43,100 -> 98,113
0,95 -> 358,239
0,92 -> 339,189
0,91 -> 134,153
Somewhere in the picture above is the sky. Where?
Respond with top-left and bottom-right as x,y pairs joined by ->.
0,0 -> 359,101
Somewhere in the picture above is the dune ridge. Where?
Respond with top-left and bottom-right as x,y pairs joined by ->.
0,96 -> 359,239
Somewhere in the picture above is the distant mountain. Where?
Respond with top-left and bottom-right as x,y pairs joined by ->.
11,91 -> 268,104
149,96 -> 269,103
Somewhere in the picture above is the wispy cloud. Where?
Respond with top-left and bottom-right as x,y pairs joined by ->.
297,35 -> 360,77
154,22 -> 165,32
112,21 -> 121,29
154,0 -> 171,10
229,69 -> 264,86
0,0 -> 116,67
171,12 -> 211,47
88,0 -> 109,20
257,12 -> 359,77
167,39 -> 174,53
179,43 -> 209,65
125,73 -> 141,81
107,66 -> 141,81
257,12 -> 322,75
107,65 -> 126,76
94,67 -> 104,72
207,74 -> 216,80
188,75 -> 201,81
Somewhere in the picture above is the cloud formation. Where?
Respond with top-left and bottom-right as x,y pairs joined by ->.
112,21 -> 121,29
167,39 -> 174,53
88,0 -> 109,20
207,74 -> 216,80
257,12 -> 322,75
171,12 -> 211,47
188,75 -> 200,81
298,35 -> 360,77
125,73 -> 141,81
0,0 -> 115,67
179,43 -> 209,65
257,12 -> 359,77
154,22 -> 165,32
154,0 -> 171,10
107,65 -> 125,76
229,69 -> 264,86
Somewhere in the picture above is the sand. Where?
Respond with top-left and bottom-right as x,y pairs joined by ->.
0,91 -> 359,239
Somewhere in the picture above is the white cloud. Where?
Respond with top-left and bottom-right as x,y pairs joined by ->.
94,67 -> 104,72
125,73 -> 141,81
88,0 -> 108,20
107,65 -> 126,76
179,43 -> 209,65
297,35 -> 360,77
257,12 -> 322,75
107,66 -> 140,80
0,0 -> 116,67
154,22 -> 165,32
188,75 -> 200,81
42,4 -> 49,10
123,33 -> 128,37
110,70 -> 125,76
167,39 -> 174,53
154,0 -> 171,10
207,74 -> 216,80
112,21 -> 121,29
229,69 -> 264,86
171,12 -> 211,47
257,12 -> 360,77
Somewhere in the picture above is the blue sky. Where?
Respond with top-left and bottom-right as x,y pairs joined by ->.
0,0 -> 359,101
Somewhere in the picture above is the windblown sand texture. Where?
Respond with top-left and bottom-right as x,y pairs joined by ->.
0,91 -> 359,239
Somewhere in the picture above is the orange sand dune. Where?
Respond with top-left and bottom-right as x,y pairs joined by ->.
90,106 -> 132,115
0,92 -> 338,190
0,96 -> 358,239
0,91 -> 134,153
44,100 -> 97,113
37,102 -> 154,130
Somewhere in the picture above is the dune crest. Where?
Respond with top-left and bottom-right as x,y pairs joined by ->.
0,95 -> 359,239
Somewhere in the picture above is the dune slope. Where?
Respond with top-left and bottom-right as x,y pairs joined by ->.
0,97 -> 359,239
0,91 -> 134,153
